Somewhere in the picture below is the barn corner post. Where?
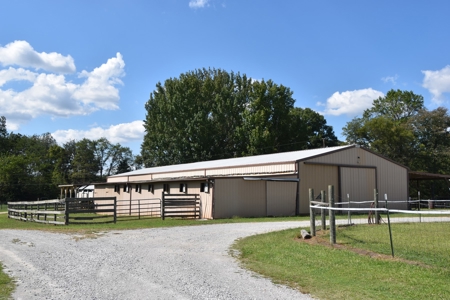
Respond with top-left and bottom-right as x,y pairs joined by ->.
309,188 -> 316,236
328,185 -> 336,245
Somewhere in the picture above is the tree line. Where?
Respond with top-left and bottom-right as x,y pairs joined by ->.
0,116 -> 137,202
4,68 -> 450,202
141,68 -> 338,166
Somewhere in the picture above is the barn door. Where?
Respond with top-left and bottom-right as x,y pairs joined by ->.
340,167 -> 376,203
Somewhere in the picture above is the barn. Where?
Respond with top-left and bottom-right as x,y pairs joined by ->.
93,144 -> 409,219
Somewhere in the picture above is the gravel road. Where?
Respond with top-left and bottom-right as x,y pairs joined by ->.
0,221 -> 313,300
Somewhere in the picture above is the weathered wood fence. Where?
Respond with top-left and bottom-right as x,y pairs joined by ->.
65,197 -> 117,224
8,199 -> 66,225
8,197 -> 117,225
161,194 -> 201,220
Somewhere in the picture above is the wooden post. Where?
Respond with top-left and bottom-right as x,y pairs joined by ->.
138,199 -> 141,220
374,189 -> 379,225
347,193 -> 351,225
321,190 -> 326,230
328,185 -> 336,244
309,188 -> 316,236
161,193 -> 165,220
113,197 -> 117,224
64,198 -> 69,225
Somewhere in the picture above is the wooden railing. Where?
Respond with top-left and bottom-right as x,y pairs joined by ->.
8,199 -> 66,225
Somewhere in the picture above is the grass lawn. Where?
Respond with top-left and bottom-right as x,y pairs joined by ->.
233,222 -> 450,300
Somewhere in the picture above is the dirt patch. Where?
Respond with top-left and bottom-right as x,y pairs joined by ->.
296,231 -> 429,268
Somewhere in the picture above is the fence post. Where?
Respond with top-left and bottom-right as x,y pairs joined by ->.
328,185 -> 336,244
161,193 -> 165,220
321,190 -> 326,230
347,193 -> 351,225
113,197 -> 117,224
138,199 -> 141,220
64,198 -> 69,225
374,189 -> 379,225
309,188 -> 315,236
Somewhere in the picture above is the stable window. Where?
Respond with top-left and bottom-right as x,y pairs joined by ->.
114,185 -> 120,193
201,182 -> 209,193
123,184 -> 129,193
148,184 -> 154,194
179,183 -> 187,193
135,184 -> 142,193
163,183 -> 170,193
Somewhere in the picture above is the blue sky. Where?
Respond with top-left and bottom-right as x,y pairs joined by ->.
1,0 -> 450,155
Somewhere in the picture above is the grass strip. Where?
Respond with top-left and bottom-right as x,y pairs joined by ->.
0,263 -> 15,300
233,222 -> 450,300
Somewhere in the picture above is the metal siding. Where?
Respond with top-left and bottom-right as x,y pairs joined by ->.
340,168 -> 376,202
299,163 -> 338,214
266,181 -> 297,216
213,178 -> 266,218
306,147 -> 408,208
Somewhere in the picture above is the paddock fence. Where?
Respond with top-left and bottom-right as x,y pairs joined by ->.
308,185 -> 450,257
161,194 -> 201,220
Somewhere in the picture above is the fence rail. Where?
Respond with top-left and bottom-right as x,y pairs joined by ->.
8,199 -> 66,225
162,194 -> 200,220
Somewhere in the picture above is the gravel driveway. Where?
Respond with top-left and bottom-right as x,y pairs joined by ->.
0,221 -> 313,299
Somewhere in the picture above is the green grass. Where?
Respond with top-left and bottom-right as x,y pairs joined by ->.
233,222 -> 450,300
0,263 -> 14,300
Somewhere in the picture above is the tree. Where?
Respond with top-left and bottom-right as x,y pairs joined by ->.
141,68 -> 338,166
243,80 -> 295,155
363,89 -> 424,121
342,89 -> 450,172
71,139 -> 100,183
142,68 -> 251,166
287,108 -> 339,150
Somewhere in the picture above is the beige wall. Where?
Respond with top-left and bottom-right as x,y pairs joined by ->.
300,147 -> 408,213
95,181 -> 213,219
266,181 -> 297,216
213,178 -> 266,218
299,164 -> 338,214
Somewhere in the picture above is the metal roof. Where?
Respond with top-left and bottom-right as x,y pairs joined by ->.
110,145 -> 354,178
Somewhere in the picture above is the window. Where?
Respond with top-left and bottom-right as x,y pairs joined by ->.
163,183 -> 170,193
179,183 -> 187,193
135,184 -> 142,193
114,185 -> 120,193
123,184 -> 129,193
148,184 -> 154,194
201,182 -> 209,193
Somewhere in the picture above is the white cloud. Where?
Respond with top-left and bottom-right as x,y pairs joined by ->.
422,65 -> 450,104
0,45 -> 125,130
72,53 -> 125,110
52,120 -> 145,145
381,74 -> 398,85
189,0 -> 210,8
0,40 -> 75,73
318,88 -> 384,117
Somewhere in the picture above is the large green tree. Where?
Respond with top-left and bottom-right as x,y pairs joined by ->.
343,89 -> 450,172
142,68 -> 338,166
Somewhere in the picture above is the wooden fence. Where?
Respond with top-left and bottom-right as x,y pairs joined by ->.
8,195 -> 200,224
8,197 -> 117,225
65,197 -> 116,224
8,199 -> 66,225
161,194 -> 200,220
